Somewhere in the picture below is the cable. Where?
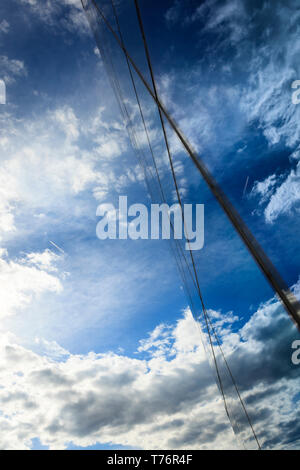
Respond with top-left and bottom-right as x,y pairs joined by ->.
134,0 -> 262,447
86,1 -> 158,201
111,0 -> 261,448
82,0 -> 263,449
133,0 -> 257,445
109,0 -> 252,446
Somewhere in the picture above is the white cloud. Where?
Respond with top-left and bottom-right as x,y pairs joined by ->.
0,56 -> 26,84
17,0 -> 90,35
251,174 -> 277,204
0,310 -> 238,450
0,105 -> 130,239
163,0 -> 300,158
264,163 -> 300,223
33,337 -> 70,361
0,20 -> 10,34
162,0 -> 300,223
52,106 -> 80,143
138,323 -> 172,358
203,0 -> 247,43
165,0 -> 181,25
0,249 -> 62,320
240,62 -> 300,148
0,293 -> 299,450
251,162 -> 300,223
23,249 -> 61,272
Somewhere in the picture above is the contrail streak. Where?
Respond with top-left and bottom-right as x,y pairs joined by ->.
49,240 -> 65,254
242,176 -> 249,197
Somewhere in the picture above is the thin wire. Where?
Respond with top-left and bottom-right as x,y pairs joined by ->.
133,0 -> 261,449
85,0 -> 260,448
109,1 -> 228,410
83,0 -> 261,449
108,0 -> 204,299
132,0 -> 240,436
87,3 -> 157,200
110,0 -> 235,437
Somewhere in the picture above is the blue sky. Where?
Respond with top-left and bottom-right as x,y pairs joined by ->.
0,0 -> 299,450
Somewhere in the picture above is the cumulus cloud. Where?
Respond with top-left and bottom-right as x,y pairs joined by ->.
0,295 -> 299,450
0,310 -> 237,450
23,249 -> 61,273
0,248 -> 62,320
0,104 -> 132,239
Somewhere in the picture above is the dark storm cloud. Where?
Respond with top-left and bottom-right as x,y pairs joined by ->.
1,299 -> 299,449
150,419 -> 184,433
33,299 -> 299,450
30,368 -> 74,387
215,299 -> 300,448
167,417 -> 230,448
48,360 -> 216,438
229,304 -> 299,389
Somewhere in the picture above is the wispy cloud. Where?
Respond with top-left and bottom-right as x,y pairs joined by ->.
0,103 -> 132,240
264,163 -> 300,223
0,55 -> 26,84
251,161 -> 300,223
17,0 -> 90,35
0,248 -> 62,320
0,20 -> 10,34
